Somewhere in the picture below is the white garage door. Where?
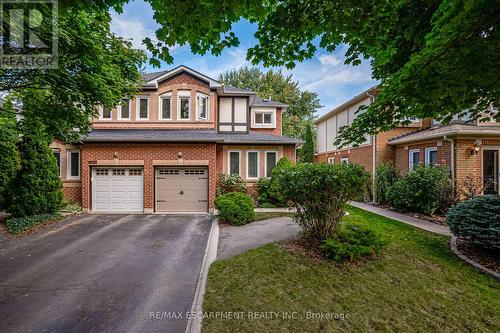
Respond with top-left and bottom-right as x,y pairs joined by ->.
92,168 -> 143,212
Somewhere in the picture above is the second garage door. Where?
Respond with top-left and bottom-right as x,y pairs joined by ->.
155,167 -> 208,213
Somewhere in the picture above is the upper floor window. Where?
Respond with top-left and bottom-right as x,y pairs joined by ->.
178,90 -> 191,120
197,93 -> 209,120
425,147 -> 438,166
228,151 -> 241,176
100,106 -> 112,120
409,149 -> 420,169
119,99 -> 130,120
137,97 -> 149,120
265,151 -> 277,177
252,109 -> 276,128
67,150 -> 80,180
159,93 -> 172,120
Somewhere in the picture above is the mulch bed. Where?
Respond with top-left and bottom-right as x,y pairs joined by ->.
279,238 -> 326,261
372,203 -> 446,225
457,238 -> 500,274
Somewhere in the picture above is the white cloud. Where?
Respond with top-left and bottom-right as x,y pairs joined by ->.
318,54 -> 341,67
110,11 -> 156,50
184,47 -> 250,79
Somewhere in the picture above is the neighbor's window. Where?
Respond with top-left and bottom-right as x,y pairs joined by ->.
101,107 -> 112,119
340,156 -> 349,164
160,95 -> 172,120
327,157 -> 335,164
255,112 -> 273,124
425,148 -> 438,166
197,93 -> 209,120
409,149 -> 420,169
247,151 -> 259,179
67,150 -> 80,179
228,151 -> 240,175
120,99 -> 130,119
265,151 -> 277,177
138,97 -> 149,119
53,150 -> 61,177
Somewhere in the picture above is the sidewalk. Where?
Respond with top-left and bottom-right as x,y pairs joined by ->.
350,201 -> 451,236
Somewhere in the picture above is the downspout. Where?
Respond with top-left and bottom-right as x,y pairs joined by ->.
443,135 -> 455,189
366,91 -> 376,203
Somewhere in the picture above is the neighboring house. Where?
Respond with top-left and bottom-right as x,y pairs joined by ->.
51,65 -> 300,213
315,86 -> 500,200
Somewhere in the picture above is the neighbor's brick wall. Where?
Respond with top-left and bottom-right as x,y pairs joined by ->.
250,108 -> 283,136
394,140 -> 451,174
81,143 -> 217,211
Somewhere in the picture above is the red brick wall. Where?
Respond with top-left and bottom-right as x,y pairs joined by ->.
394,140 -> 451,174
282,144 -> 297,163
62,186 -> 82,204
81,143 -> 217,212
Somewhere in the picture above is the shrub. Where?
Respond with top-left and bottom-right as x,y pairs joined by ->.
7,117 -> 63,217
278,163 -> 369,240
60,199 -> 82,213
322,224 -> 384,262
215,192 -> 255,225
216,173 -> 247,197
386,165 -> 453,215
0,98 -> 21,211
5,213 -> 62,234
375,163 -> 398,204
256,177 -> 273,206
446,195 -> 500,250
255,157 -> 294,207
298,122 -> 315,163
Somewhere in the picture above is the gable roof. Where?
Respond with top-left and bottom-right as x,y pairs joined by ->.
142,65 -> 222,88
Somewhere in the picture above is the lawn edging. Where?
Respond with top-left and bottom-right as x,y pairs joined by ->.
186,216 -> 220,333
450,236 -> 500,281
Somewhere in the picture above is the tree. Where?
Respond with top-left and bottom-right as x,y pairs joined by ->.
135,0 -> 499,146
0,5 -> 146,142
219,67 -> 320,138
298,123 -> 315,162
7,96 -> 63,217
0,98 -> 20,211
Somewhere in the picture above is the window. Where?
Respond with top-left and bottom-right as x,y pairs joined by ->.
137,97 -> 149,120
327,157 -> 335,164
253,110 -> 275,128
119,99 -> 130,120
409,149 -> 420,169
100,106 -> 112,120
340,156 -> 349,164
159,94 -> 172,120
228,151 -> 240,175
265,151 -> 277,177
425,147 -> 438,166
197,93 -> 209,120
67,150 -> 80,179
178,91 -> 191,120
53,150 -> 61,177
247,151 -> 259,179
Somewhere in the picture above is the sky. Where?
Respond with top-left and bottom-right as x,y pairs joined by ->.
110,0 -> 378,117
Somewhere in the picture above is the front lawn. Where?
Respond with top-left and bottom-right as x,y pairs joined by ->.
203,207 -> 500,332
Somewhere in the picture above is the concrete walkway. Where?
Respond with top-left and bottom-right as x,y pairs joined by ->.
217,217 -> 299,260
350,201 -> 452,236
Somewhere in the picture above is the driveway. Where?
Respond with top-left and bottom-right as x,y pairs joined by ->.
0,214 -> 213,333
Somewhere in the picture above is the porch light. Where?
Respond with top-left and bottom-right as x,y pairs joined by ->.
471,142 -> 481,155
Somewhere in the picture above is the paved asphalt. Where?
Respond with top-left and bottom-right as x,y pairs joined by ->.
0,214 -> 213,333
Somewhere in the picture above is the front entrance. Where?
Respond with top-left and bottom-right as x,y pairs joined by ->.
483,149 -> 499,194
155,167 -> 209,213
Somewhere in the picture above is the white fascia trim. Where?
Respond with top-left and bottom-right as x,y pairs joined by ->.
151,66 -> 223,88
246,151 -> 260,180
158,92 -> 173,121
136,96 -> 150,121
227,150 -> 242,176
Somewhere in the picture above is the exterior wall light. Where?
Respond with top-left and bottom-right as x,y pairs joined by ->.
471,142 -> 481,155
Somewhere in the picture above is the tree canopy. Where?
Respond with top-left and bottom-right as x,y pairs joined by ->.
218,67 -> 320,138
137,0 -> 499,146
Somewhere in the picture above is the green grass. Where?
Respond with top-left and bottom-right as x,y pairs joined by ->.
253,211 -> 294,222
203,206 -> 500,332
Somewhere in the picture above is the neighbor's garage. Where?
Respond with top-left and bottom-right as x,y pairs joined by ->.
91,168 -> 144,212
155,167 -> 208,213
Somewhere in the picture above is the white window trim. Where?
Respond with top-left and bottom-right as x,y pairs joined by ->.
252,109 -> 276,128
158,93 -> 173,121
136,96 -> 150,121
246,151 -> 260,180
265,151 -> 278,178
177,90 -> 191,121
227,150 -> 242,176
67,150 -> 80,180
117,99 -> 131,121
98,106 -> 112,120
327,157 -> 335,164
53,150 -> 61,177
196,92 -> 210,121
340,156 -> 349,164
425,147 -> 438,166
409,149 -> 420,169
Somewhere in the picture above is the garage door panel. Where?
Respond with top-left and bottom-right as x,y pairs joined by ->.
92,168 -> 143,213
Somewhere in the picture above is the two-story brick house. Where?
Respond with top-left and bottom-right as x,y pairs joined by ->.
315,86 -> 500,201
51,66 -> 300,213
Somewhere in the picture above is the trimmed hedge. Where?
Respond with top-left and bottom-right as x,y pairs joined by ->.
447,195 -> 500,250
6,213 -> 62,234
215,192 -> 255,225
322,224 -> 384,262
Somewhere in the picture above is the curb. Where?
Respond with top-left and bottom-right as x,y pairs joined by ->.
450,236 -> 500,281
185,217 -> 220,333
